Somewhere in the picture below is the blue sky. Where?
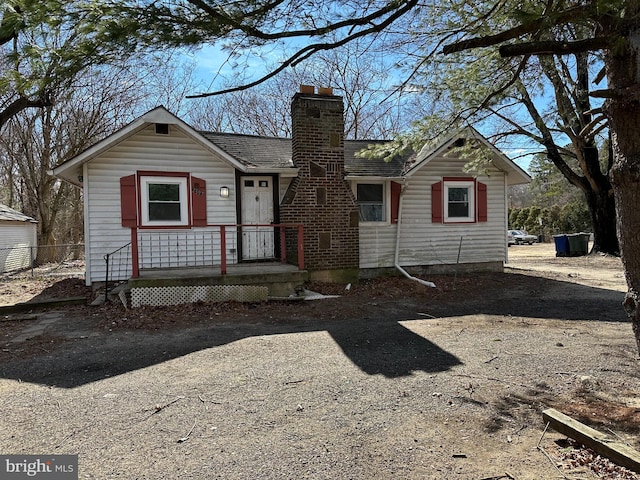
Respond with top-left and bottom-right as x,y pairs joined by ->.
184,44 -> 538,172
186,45 -> 237,92
187,42 -> 294,95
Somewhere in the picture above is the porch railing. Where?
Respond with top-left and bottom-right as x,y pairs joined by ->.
127,223 -> 304,278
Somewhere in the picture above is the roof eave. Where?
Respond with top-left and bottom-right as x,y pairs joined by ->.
50,106 -> 250,186
344,174 -> 404,181
246,166 -> 299,176
404,126 -> 531,185
50,116 -> 152,182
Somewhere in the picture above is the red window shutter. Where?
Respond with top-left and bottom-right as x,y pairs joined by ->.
390,181 -> 401,224
431,181 -> 443,223
477,182 -> 488,222
191,176 -> 207,226
120,174 -> 138,227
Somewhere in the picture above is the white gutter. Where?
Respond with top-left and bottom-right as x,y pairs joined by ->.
394,180 -> 436,288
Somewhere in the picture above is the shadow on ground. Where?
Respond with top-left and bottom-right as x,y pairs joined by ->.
0,272 -> 629,389
427,272 -> 627,323
0,317 -> 463,388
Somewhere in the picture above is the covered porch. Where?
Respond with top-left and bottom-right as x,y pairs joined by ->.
106,224 -> 308,307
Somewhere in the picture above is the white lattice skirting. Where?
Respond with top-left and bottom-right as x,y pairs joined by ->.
131,285 -> 269,307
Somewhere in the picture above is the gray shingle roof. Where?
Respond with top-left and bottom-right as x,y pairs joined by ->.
201,132 -> 293,169
200,132 -> 408,177
344,140 -> 410,178
0,204 -> 37,223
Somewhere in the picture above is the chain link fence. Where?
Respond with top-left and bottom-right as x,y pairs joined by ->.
0,244 -> 85,279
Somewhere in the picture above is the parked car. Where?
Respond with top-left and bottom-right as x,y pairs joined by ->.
508,230 -> 537,245
507,230 -> 515,246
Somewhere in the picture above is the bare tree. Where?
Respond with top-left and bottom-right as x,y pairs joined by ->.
131,53 -> 206,116
0,65 -> 151,256
186,40 -> 426,139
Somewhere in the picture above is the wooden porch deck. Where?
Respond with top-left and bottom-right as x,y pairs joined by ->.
137,262 -> 302,279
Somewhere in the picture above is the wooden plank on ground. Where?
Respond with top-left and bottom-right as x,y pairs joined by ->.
542,408 -> 640,473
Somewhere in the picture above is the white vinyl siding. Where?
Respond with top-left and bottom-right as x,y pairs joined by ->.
0,222 -> 37,273
85,124 -> 237,285
358,152 -> 507,270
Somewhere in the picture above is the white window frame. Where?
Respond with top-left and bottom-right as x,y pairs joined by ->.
140,175 -> 189,226
355,181 -> 387,223
444,180 -> 475,223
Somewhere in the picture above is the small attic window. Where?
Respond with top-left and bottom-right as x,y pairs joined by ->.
155,123 -> 169,135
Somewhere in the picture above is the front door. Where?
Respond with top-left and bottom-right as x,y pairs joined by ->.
241,176 -> 275,260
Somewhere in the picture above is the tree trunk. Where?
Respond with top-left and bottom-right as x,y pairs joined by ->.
606,15 -> 640,354
584,182 -> 619,255
36,226 -> 57,265
610,139 -> 640,354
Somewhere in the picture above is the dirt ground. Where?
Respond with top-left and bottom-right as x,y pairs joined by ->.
1,243 -> 639,479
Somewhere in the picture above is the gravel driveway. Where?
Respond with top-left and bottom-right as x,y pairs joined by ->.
1,244 -> 638,479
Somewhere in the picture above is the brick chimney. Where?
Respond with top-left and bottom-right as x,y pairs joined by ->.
280,86 -> 359,282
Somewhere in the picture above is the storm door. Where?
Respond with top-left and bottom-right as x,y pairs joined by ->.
240,177 -> 275,260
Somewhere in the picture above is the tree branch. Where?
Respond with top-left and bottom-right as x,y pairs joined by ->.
499,37 -> 615,57
579,116 -> 608,140
442,4 -> 592,54
487,107 -> 544,145
184,0 -> 417,41
479,55 -> 530,110
590,85 -> 640,100
0,96 -> 50,130
187,0 -> 419,98
515,79 -> 586,189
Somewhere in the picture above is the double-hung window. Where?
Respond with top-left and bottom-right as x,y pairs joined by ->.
140,176 -> 188,226
444,180 -> 475,222
432,178 -> 487,224
357,183 -> 385,222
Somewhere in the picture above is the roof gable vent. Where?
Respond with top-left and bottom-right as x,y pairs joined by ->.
155,123 -> 169,135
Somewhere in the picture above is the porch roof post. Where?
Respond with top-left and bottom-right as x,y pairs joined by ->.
131,227 -> 139,278
220,225 -> 227,275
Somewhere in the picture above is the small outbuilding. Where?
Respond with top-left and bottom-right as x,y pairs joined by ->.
0,204 -> 38,274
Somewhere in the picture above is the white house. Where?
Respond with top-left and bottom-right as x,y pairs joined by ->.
51,87 -> 530,289
0,204 -> 37,274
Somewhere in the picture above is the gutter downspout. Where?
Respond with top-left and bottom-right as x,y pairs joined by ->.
394,180 -> 436,288
504,173 -> 509,265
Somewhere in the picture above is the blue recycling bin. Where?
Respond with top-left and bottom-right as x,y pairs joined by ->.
553,234 -> 570,257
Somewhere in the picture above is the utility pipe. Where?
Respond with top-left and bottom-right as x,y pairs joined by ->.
394,180 -> 436,288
